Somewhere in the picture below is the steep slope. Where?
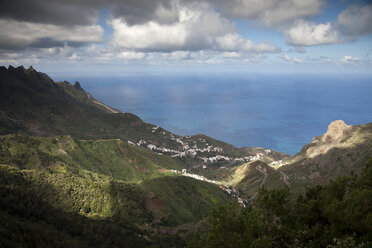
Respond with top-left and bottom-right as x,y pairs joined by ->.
219,120 -> 372,198
2,66 -> 292,246
0,154 -> 230,246
140,176 -> 229,227
0,65 -> 284,170
267,120 -> 372,194
222,160 -> 288,198
0,134 -> 181,182
239,161 -> 285,194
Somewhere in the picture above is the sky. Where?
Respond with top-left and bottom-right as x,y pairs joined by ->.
0,0 -> 371,75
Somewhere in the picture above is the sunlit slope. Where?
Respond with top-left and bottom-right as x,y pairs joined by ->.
0,134 -> 181,182
267,120 -> 372,194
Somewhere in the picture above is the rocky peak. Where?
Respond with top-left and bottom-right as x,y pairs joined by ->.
322,120 -> 351,143
302,120 -> 353,158
27,66 -> 36,72
74,81 -> 83,91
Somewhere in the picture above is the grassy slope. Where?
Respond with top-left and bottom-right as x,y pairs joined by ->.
268,123 -> 372,195
0,134 -> 180,182
140,176 -> 230,226
0,134 -> 230,226
224,161 -> 286,197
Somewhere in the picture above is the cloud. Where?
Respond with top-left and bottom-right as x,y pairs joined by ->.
165,51 -> 191,60
215,33 -> 279,53
110,2 -> 279,53
0,0 -> 100,26
0,19 -> 103,50
221,51 -> 240,58
110,2 -> 235,52
278,54 -> 302,63
117,51 -> 146,60
216,0 -> 325,27
0,0 -> 327,28
340,55 -> 359,64
336,4 -> 372,37
110,0 -> 180,25
0,0 -> 182,28
284,3 -> 372,47
285,20 -> 340,46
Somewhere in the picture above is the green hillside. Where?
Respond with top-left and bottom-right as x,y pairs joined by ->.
0,133 -> 231,246
0,66 -> 286,171
0,134 -> 181,182
189,159 -> 372,248
140,176 -> 229,226
1,66 -> 371,247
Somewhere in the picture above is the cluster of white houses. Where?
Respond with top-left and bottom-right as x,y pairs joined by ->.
128,137 -> 270,165
270,159 -> 285,168
170,169 -> 220,185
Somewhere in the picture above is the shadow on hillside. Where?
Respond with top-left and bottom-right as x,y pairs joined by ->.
279,141 -> 372,194
0,165 -> 189,248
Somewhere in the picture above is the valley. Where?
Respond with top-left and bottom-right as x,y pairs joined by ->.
0,66 -> 371,247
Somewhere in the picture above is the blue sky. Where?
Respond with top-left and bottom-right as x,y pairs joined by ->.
0,0 -> 371,75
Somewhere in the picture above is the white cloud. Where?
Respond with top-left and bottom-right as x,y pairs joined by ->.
0,19 -> 103,49
110,2 -> 279,54
285,20 -> 340,46
221,51 -> 240,58
336,4 -> 372,36
110,3 -> 234,52
215,33 -> 279,53
278,54 -> 302,63
165,51 -> 191,60
117,51 -> 146,60
218,0 -> 325,27
340,55 -> 359,64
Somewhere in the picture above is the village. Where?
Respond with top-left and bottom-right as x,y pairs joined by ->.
126,130 -> 287,207
127,131 -> 272,166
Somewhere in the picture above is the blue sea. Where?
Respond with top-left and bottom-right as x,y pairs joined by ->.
55,73 -> 372,155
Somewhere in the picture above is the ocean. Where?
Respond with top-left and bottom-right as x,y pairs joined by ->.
54,73 -> 372,155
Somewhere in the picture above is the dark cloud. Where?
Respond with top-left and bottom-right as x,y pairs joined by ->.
109,0 -> 179,25
0,0 -> 100,26
29,38 -> 87,49
0,0 -> 182,26
0,18 -> 103,50
336,4 -> 372,37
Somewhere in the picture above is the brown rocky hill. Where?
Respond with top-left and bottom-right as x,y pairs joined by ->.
275,120 -> 372,194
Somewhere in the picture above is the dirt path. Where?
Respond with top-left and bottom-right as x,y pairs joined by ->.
248,166 -> 269,201
280,171 -> 291,186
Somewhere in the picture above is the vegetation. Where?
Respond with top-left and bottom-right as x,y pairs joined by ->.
189,159 -> 372,247
1,66 -> 371,247
140,176 -> 230,226
0,134 -> 181,182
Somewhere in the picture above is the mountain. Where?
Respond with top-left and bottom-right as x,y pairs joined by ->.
0,66 -> 284,169
275,119 -> 372,194
229,120 -> 372,197
0,66 -> 237,246
0,66 -> 371,247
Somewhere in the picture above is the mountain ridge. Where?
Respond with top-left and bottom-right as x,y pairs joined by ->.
1,65 -> 371,246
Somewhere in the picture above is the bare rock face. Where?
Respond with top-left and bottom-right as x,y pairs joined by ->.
321,120 -> 351,143
305,120 -> 353,158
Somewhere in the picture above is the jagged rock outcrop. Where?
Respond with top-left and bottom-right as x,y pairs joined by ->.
74,81 -> 83,90
322,120 -> 352,143
305,120 -> 353,158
